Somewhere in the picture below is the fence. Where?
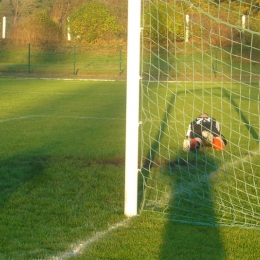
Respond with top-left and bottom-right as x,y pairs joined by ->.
0,42 -> 127,80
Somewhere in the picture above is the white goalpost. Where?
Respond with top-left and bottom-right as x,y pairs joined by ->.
125,0 -> 260,229
124,0 -> 141,217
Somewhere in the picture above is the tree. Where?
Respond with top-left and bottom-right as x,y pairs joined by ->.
49,0 -> 87,38
49,0 -> 87,27
0,0 -> 41,25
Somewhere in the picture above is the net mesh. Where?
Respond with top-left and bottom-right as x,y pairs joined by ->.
140,0 -> 260,229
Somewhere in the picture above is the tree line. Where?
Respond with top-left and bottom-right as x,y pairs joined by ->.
144,0 -> 260,47
0,0 -> 127,44
0,0 -> 259,45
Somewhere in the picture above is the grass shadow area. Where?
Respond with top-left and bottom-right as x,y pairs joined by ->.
0,152 -> 46,208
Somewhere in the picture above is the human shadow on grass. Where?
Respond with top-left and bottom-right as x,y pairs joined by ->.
158,153 -> 225,260
139,90 -> 225,259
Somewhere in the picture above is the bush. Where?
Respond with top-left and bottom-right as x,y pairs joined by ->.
143,2 -> 187,44
10,13 -> 62,44
69,0 -> 122,43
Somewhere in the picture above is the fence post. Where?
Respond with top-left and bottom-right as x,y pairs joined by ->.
73,44 -> 76,75
119,45 -> 123,75
28,43 -> 31,74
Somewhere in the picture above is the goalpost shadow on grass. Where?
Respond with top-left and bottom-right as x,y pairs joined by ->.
222,88 -> 259,142
0,151 -> 47,208
139,90 -> 225,259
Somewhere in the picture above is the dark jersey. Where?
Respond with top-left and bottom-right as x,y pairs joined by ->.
186,117 -> 221,139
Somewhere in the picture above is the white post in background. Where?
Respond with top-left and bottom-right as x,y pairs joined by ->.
124,0 -> 141,217
242,15 -> 246,31
241,15 -> 246,43
67,17 -> 71,41
185,14 -> 189,42
2,16 -> 6,39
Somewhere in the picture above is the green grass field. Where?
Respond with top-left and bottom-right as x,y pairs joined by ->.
0,78 -> 259,260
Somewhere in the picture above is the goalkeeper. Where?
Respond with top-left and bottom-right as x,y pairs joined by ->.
183,113 -> 227,151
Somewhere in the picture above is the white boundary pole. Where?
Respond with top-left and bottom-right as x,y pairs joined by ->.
241,15 -> 246,43
242,15 -> 246,31
67,17 -> 71,41
185,14 -> 189,42
124,0 -> 141,217
2,16 -> 6,39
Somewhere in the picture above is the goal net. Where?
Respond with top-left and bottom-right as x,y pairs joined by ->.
139,0 -> 260,229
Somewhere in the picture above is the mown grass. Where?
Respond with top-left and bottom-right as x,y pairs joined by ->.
0,78 -> 126,259
76,214 -> 260,260
0,78 -> 259,260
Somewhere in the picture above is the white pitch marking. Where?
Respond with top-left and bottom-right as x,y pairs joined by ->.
50,218 -> 132,260
0,115 -> 125,123
0,90 -> 74,95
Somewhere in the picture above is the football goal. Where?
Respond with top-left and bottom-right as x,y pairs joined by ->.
125,0 -> 260,229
